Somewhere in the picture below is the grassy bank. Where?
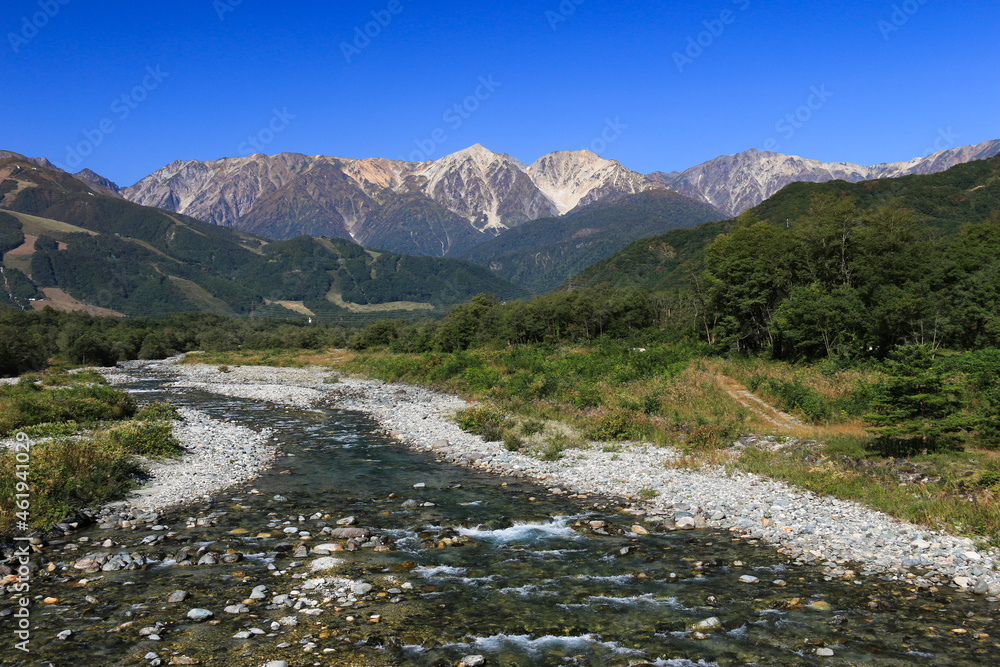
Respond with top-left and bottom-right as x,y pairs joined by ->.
0,373 -> 182,537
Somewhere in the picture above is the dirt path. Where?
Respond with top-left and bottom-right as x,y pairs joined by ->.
716,374 -> 802,430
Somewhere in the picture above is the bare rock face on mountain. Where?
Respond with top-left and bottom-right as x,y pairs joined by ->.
527,150 -> 665,214
122,145 -> 664,256
653,139 -> 1000,217
414,144 -> 557,230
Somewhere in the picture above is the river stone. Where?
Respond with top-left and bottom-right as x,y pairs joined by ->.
186,608 -> 213,622
224,604 -> 249,614
312,543 -> 343,554
264,662 -> 288,667
233,631 -> 252,639
310,557 -> 345,572
675,514 -> 696,530
329,527 -> 370,539
56,629 -> 73,640
739,575 -> 760,584
336,516 -> 357,525
273,495 -> 288,502
974,577 -> 991,595
816,648 -> 835,657
954,576 -> 973,589
197,554 -> 217,566
167,590 -> 189,603
631,525 -> 650,535
460,656 -> 486,667
689,616 -> 722,632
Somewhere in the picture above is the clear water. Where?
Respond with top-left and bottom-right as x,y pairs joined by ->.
7,373 -> 1000,666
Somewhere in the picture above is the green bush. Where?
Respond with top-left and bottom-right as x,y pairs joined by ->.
520,418 -> 545,436
454,404 -> 513,443
0,438 -> 146,536
107,420 -> 184,457
590,408 -> 649,441
0,383 -> 136,436
502,430 -> 524,452
17,421 -> 82,439
685,419 -> 743,450
539,433 -> 568,461
764,378 -> 832,423
135,401 -> 180,422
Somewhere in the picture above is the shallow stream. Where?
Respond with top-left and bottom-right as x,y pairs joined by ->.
6,372 -> 1000,666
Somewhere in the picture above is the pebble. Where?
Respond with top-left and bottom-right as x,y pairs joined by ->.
186,608 -> 213,622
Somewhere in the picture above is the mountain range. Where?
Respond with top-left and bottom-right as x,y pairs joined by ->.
650,138 -> 1000,217
58,139 -> 1000,259
118,146 -> 666,258
0,155 -> 523,320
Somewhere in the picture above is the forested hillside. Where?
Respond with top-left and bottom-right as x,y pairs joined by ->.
0,158 -> 523,321
568,155 -> 1000,359
460,190 -> 723,293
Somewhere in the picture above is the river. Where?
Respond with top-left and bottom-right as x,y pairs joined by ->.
6,371 -> 1000,666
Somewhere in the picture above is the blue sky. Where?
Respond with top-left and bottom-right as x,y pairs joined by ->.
3,0 -> 998,186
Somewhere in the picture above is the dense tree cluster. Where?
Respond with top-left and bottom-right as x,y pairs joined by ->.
0,308 -> 352,377
348,288 -> 681,353
702,198 -> 1000,359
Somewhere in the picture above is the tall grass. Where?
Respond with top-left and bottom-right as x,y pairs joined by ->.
0,372 -> 182,537
0,381 -> 136,436
0,437 -> 146,536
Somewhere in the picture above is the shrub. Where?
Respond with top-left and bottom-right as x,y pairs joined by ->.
520,418 -> 545,436
539,433 -> 567,461
135,401 -> 180,422
502,430 -> 524,452
107,421 -> 184,457
0,438 -> 145,536
454,404 -> 513,443
0,383 -> 136,436
590,408 -> 649,441
764,378 -> 832,423
685,420 -> 743,451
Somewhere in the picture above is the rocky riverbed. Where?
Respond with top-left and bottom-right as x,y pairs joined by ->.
149,359 -> 1000,602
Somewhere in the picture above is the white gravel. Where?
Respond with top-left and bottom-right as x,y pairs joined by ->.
116,359 -> 1000,598
120,407 -> 277,513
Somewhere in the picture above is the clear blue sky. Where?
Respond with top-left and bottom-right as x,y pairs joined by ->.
3,0 -> 998,186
